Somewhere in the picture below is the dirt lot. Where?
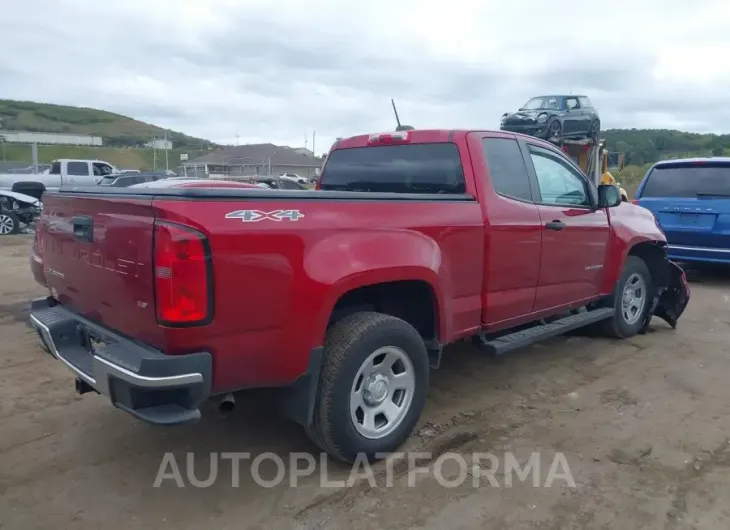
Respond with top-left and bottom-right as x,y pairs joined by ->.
1,234 -> 729,530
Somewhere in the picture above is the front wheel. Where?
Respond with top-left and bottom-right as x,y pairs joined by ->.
547,120 -> 562,140
0,212 -> 20,235
306,312 -> 429,463
602,256 -> 652,338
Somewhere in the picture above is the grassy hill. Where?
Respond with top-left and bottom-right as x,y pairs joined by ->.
604,128 -> 730,166
603,128 -> 730,198
0,99 -> 213,151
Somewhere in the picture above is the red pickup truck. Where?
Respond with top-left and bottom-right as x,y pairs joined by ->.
28,129 -> 689,463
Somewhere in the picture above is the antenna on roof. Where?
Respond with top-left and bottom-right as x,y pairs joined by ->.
391,99 -> 414,132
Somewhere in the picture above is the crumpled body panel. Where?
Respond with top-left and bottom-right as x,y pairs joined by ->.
640,261 -> 690,333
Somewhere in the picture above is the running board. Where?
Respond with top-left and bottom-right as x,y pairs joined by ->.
477,307 -> 614,356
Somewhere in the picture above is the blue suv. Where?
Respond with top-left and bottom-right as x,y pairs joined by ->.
634,158 -> 730,265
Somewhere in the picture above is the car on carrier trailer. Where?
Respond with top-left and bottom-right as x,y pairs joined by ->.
28,128 -> 690,463
500,95 -> 601,141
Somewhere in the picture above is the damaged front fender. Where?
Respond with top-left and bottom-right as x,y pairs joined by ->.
653,261 -> 690,329
640,260 -> 690,333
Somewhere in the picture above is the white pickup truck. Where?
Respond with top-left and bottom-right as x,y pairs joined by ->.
0,158 -> 119,197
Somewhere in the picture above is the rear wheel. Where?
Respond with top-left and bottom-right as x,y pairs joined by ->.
589,119 -> 601,140
0,212 -> 20,235
602,256 -> 652,338
307,312 -> 429,463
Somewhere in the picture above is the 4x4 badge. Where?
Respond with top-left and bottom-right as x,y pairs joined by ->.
225,209 -> 305,222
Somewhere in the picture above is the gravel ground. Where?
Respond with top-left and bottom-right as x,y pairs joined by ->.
1,234 -> 729,530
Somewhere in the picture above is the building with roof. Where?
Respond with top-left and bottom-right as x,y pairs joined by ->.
182,143 -> 323,179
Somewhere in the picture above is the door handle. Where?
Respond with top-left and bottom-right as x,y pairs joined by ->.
545,220 -> 566,231
72,215 -> 93,242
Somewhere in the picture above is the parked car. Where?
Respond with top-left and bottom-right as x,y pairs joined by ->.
98,172 -> 168,187
500,95 -> 601,141
128,179 -> 265,190
254,176 -> 309,190
279,173 -> 309,185
633,157 -> 730,265
6,164 -> 52,174
0,158 -> 118,198
0,190 -> 42,235
28,128 -> 689,463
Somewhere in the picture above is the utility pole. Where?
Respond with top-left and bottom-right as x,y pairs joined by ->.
164,132 -> 169,171
31,143 -> 38,173
312,130 -> 316,157
152,135 -> 157,170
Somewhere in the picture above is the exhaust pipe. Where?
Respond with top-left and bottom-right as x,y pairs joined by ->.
219,392 -> 236,414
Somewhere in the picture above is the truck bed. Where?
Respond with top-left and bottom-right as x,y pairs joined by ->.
34,186 -> 484,392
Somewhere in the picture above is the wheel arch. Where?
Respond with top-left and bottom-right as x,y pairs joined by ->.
321,274 -> 444,344
627,241 -> 671,290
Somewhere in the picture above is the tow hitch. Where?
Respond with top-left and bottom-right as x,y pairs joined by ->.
640,261 -> 690,333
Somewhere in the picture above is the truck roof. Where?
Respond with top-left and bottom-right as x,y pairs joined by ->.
653,156 -> 730,167
331,128 -> 561,152
53,158 -> 111,164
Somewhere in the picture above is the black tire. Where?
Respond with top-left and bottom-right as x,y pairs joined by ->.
589,119 -> 601,140
602,256 -> 652,338
0,212 -> 20,235
306,311 -> 429,463
547,119 -> 562,140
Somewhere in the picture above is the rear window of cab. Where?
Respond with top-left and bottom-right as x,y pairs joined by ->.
319,143 -> 466,194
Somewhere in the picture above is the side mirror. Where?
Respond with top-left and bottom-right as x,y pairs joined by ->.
597,184 -> 622,208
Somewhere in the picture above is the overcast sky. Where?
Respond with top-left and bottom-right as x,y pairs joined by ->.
1,0 -> 728,152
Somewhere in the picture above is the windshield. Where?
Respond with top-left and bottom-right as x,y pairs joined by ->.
641,162 -> 730,198
521,97 -> 560,111
320,143 -> 465,194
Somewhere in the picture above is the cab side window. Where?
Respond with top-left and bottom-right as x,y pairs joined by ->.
529,147 -> 590,207
482,137 -> 533,202
67,162 -> 90,176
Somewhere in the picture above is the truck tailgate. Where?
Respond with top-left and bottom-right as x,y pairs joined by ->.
38,193 -> 164,346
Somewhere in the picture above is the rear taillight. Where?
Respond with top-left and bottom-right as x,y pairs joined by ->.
153,222 -> 212,326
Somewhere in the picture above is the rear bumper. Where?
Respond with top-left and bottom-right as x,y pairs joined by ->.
29,297 -> 212,425
667,244 -> 730,264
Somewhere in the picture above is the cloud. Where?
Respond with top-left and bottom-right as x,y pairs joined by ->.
0,0 -> 728,151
